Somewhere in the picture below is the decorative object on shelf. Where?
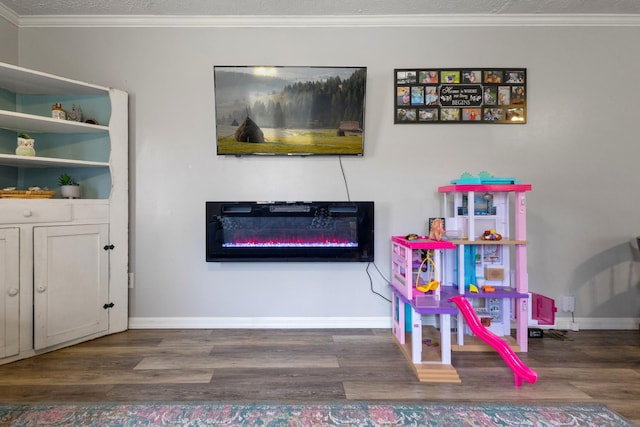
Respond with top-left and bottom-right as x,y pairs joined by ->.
481,229 -> 502,241
67,104 -> 83,122
1,186 -> 55,199
84,118 -> 99,125
16,133 -> 36,156
58,173 -> 80,199
51,102 -> 66,120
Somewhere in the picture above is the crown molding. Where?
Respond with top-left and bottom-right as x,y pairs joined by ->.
10,13 -> 640,28
0,2 -> 18,25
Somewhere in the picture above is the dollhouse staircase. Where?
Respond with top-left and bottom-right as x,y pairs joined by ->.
395,337 -> 462,383
412,364 -> 462,383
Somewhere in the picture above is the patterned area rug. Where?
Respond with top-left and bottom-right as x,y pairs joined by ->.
0,401 -> 633,427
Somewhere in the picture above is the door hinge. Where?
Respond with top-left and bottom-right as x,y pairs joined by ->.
103,302 -> 115,309
104,244 -> 115,251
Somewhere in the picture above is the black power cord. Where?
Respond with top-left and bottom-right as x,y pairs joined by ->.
366,262 -> 391,303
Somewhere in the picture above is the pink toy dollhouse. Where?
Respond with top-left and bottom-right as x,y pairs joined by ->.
390,174 -> 538,386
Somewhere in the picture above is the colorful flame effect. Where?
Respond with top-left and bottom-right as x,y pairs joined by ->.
222,231 -> 357,248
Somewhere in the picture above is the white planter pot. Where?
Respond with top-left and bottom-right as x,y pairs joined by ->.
60,185 -> 81,199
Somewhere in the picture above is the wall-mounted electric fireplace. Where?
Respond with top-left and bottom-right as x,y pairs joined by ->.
206,201 -> 374,262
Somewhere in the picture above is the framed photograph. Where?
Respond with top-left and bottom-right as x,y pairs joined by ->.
425,86 -> 438,105
484,108 -> 503,121
484,71 -> 503,83
462,108 -> 482,121
498,86 -> 511,105
411,86 -> 425,105
418,108 -> 438,121
419,70 -> 439,83
506,108 -> 525,122
483,245 -> 502,263
462,70 -> 481,84
397,87 -> 410,105
441,108 -> 460,121
441,71 -> 460,84
511,86 -> 525,104
396,70 -> 417,84
505,71 -> 525,83
397,108 -> 416,122
394,68 -> 526,124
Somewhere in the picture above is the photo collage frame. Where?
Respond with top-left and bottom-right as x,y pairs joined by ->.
394,68 -> 526,124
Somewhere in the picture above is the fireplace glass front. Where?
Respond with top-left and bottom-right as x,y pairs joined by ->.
206,201 -> 374,262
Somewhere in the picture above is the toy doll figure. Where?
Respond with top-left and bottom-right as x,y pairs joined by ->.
429,218 -> 445,241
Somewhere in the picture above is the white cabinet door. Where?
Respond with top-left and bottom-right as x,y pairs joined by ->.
0,228 -> 19,358
33,224 -> 109,350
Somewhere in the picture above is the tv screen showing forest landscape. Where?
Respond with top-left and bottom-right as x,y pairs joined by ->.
213,66 -> 367,156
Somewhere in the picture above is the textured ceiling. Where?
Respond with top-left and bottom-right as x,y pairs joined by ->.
2,0 -> 640,16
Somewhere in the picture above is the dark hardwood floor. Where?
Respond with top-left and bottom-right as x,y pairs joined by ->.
0,328 -> 638,424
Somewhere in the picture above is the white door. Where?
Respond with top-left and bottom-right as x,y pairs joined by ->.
0,228 -> 20,358
33,224 -> 109,350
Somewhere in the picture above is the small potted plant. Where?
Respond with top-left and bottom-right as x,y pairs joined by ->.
58,173 -> 80,199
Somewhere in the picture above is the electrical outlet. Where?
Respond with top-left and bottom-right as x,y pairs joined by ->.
128,273 -> 134,289
560,295 -> 575,312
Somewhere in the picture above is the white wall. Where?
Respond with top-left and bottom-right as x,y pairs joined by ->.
0,14 -> 16,63
16,22 -> 640,329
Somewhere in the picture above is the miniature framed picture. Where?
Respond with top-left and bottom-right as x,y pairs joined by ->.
394,68 -> 527,124
483,245 -> 502,264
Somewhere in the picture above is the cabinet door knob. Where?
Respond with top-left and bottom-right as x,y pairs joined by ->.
23,209 -> 32,217
8,288 -> 19,297
37,285 -> 47,293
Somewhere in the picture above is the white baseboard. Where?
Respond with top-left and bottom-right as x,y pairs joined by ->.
128,316 -> 392,329
555,317 -> 640,330
128,316 -> 639,330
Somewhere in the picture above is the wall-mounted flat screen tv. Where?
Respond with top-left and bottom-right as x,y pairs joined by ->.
214,66 -> 367,156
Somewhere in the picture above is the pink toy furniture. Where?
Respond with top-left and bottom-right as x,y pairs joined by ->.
438,183 -> 532,351
390,236 -> 460,382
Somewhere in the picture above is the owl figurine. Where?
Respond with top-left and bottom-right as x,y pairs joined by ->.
16,137 -> 36,156
68,104 -> 83,122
